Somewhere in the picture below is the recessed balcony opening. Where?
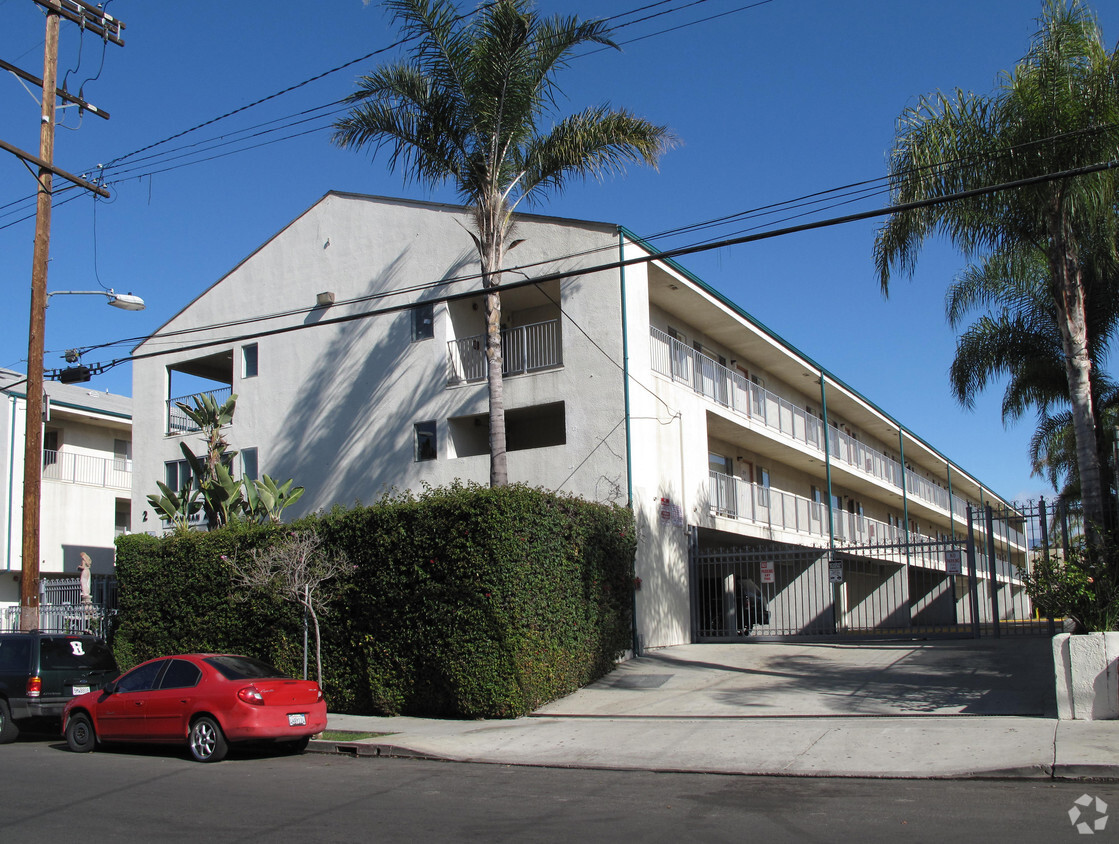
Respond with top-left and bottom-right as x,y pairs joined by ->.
446,281 -> 563,384
166,350 -> 233,434
449,401 -> 566,458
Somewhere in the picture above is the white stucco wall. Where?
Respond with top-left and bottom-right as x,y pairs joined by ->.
132,194 -> 631,532
0,378 -> 131,607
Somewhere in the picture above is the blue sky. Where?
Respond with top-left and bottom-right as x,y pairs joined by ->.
2,0 -> 1117,504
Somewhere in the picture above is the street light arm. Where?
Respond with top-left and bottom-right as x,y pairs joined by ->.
47,289 -> 145,310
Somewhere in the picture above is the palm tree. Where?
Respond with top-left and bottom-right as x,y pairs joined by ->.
945,243 -> 1119,498
874,0 -> 1119,535
333,0 -> 673,486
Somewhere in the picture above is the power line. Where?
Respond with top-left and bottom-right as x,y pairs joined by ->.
65,157 -> 1119,375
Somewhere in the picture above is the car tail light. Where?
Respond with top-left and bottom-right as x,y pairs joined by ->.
237,685 -> 265,706
26,676 -> 41,698
316,686 -> 323,702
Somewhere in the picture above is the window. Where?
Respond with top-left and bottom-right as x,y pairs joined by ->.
242,343 -> 259,378
241,447 -> 259,481
708,453 -> 732,476
115,499 -> 131,537
114,438 -> 131,471
165,459 -> 193,493
43,429 -> 59,467
411,303 -> 434,341
414,421 -> 437,461
159,659 -> 202,690
116,659 -> 166,693
756,466 -> 770,507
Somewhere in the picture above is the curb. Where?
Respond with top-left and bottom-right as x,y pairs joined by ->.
307,740 -> 443,761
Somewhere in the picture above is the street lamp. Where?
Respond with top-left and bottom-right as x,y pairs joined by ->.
47,289 -> 146,311
19,287 -> 145,631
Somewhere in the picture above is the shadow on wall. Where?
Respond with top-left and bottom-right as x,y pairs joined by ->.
634,490 -> 691,649
269,245 -> 477,512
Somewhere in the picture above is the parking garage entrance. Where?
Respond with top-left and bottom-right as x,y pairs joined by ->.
689,506 -> 1057,642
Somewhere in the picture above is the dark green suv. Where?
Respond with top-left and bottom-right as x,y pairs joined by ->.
0,632 -> 119,742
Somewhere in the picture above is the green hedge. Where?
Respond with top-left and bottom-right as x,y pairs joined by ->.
114,484 -> 635,719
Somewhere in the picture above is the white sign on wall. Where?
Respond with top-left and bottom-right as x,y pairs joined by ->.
829,559 -> 844,584
760,561 -> 775,583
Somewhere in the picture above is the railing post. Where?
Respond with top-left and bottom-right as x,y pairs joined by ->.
1038,497 -> 1056,636
985,504 -> 1000,637
966,504 -> 981,638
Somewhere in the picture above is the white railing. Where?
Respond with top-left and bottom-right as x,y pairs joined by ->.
42,450 -> 130,490
827,427 -> 903,488
652,328 -> 965,513
710,471 -> 909,546
167,387 -> 233,434
448,319 -> 562,384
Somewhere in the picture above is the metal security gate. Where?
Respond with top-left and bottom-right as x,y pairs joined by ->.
690,501 -> 1060,642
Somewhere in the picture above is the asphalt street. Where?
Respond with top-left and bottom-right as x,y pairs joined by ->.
2,738 -> 1116,842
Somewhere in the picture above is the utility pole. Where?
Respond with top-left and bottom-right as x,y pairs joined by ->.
3,1 -> 123,631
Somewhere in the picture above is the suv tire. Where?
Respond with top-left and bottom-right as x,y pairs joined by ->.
0,700 -> 18,744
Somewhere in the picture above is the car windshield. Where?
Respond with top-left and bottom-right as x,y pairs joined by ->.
40,638 -> 117,672
204,655 -> 290,681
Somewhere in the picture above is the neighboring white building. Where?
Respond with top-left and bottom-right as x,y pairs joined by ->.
131,192 -> 1030,650
0,369 -> 132,611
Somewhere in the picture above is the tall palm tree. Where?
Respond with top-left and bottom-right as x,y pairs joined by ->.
945,243 -> 1119,498
874,0 -> 1119,535
333,0 -> 673,486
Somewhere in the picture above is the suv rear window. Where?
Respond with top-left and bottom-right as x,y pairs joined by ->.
39,638 -> 117,671
0,638 -> 31,671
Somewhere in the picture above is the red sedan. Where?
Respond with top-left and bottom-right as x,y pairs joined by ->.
62,654 -> 327,762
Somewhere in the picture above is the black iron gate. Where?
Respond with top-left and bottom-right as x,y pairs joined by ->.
690,501 -> 1062,642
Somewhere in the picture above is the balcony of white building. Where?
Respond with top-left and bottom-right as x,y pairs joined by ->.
42,449 -> 131,491
652,326 -> 1026,552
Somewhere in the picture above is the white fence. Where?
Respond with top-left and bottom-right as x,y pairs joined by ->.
42,450 -> 130,490
653,327 -> 1025,547
448,319 -> 562,383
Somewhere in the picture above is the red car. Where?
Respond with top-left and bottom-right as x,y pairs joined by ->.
62,654 -> 327,762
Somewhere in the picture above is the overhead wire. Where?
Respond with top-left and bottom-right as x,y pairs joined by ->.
58,155 -> 1119,377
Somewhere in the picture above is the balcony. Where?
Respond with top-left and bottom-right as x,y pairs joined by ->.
651,328 -> 956,512
42,449 -> 131,491
710,470 -> 905,545
448,319 -> 562,384
709,471 -> 1021,574
166,386 -> 233,434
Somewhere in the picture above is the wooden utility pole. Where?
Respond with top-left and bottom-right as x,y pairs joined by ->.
5,1 -> 123,631
18,9 -> 61,631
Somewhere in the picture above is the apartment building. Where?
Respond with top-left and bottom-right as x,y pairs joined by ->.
0,369 -> 131,621
130,192 -> 1029,650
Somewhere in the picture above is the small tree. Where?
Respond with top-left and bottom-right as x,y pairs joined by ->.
228,531 -> 350,684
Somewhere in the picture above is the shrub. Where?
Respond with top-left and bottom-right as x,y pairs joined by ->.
114,484 -> 635,718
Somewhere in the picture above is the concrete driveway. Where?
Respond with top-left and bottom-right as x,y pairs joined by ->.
534,637 -> 1057,718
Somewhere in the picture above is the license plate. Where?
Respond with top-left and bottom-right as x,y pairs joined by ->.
288,713 -> 306,726
72,685 -> 89,696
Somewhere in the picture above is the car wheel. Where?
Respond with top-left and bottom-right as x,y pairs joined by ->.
189,716 -> 228,763
281,736 -> 310,755
0,700 -> 18,744
65,713 -> 96,753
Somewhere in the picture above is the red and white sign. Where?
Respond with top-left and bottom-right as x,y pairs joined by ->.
760,561 -> 775,583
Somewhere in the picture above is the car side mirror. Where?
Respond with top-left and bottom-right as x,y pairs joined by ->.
103,680 -> 117,695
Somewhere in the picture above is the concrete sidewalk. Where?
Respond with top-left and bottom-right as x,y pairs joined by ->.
310,640 -> 1119,780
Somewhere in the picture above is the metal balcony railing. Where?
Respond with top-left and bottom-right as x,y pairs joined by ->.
166,387 -> 233,434
448,319 -> 562,384
652,328 -> 963,514
42,449 -> 131,490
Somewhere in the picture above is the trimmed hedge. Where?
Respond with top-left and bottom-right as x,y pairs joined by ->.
114,484 -> 635,719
